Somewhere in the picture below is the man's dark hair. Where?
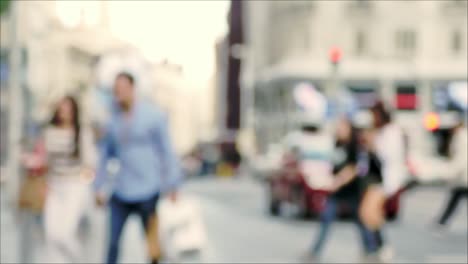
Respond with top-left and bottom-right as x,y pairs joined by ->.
116,72 -> 135,85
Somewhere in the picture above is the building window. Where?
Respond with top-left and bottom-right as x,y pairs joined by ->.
451,30 -> 462,54
447,0 -> 468,8
396,30 -> 417,57
355,30 -> 367,56
395,84 -> 418,111
441,0 -> 468,16
348,85 -> 379,109
355,0 -> 371,8
347,0 -> 373,14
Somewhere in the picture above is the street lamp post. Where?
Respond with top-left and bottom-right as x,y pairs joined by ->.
6,0 -> 23,207
6,2 -> 31,262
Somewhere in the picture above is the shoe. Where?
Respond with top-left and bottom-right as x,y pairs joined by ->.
360,253 -> 381,264
299,251 -> 319,263
431,223 -> 449,237
378,246 -> 394,263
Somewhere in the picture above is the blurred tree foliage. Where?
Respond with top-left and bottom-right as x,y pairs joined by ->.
0,0 -> 10,16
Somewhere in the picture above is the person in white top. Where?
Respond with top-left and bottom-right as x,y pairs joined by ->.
24,96 -> 96,263
360,101 -> 408,262
283,111 -> 334,192
434,113 -> 467,227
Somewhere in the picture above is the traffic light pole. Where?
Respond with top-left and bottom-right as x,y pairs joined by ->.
328,64 -> 339,100
327,63 -> 340,122
327,47 -> 342,120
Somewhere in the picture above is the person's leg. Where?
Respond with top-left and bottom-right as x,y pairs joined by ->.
311,197 -> 338,256
350,197 -> 378,254
107,195 -> 132,264
44,188 -> 66,263
59,183 -> 90,262
136,194 -> 160,264
437,188 -> 464,226
44,184 -> 86,263
374,230 -> 383,249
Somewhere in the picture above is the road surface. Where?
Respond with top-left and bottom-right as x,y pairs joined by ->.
1,176 -> 467,263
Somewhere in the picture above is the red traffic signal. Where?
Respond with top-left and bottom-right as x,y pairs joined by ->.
329,47 -> 342,64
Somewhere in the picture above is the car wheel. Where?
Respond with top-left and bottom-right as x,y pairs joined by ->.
269,198 -> 281,216
268,182 -> 281,216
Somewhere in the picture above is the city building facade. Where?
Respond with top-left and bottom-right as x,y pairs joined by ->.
241,0 -> 468,154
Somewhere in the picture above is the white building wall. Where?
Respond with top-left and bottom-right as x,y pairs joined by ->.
242,0 -> 467,153
244,0 -> 467,97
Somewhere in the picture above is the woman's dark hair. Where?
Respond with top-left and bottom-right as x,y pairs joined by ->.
50,96 -> 80,158
370,100 -> 392,128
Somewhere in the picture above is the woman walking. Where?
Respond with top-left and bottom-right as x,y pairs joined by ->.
359,101 -> 408,262
303,115 -> 375,262
25,96 -> 96,263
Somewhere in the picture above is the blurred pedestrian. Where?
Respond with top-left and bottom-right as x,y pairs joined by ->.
27,96 -> 96,263
93,72 -> 182,264
360,101 -> 408,262
304,115 -> 375,262
431,111 -> 467,229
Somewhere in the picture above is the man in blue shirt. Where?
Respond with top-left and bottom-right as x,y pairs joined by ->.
94,72 -> 182,264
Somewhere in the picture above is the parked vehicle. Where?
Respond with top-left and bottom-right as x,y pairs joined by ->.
267,151 -> 405,220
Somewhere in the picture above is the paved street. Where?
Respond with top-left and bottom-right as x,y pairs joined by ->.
1,177 -> 467,263
185,177 -> 468,263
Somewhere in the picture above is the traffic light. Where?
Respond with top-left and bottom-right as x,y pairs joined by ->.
329,47 -> 342,65
424,112 -> 440,131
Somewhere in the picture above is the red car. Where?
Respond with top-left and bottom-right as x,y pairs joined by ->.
267,153 -> 404,221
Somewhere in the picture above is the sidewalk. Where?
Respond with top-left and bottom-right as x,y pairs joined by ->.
1,185 -> 19,264
0,184 -> 149,264
0,166 -> 6,185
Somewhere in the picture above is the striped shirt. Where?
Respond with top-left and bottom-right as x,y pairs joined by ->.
43,126 -> 96,179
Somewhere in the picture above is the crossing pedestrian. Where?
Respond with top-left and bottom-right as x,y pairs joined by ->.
93,72 -> 182,264
304,115 -> 376,263
22,96 -> 97,263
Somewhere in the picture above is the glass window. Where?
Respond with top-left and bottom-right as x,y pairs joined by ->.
451,30 -> 462,54
395,84 -> 418,111
396,30 -> 417,56
348,85 -> 379,109
355,30 -> 366,56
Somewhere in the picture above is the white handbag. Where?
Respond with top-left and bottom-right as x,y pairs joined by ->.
157,195 -> 207,261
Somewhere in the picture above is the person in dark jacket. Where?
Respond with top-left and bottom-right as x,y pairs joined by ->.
304,116 -> 375,262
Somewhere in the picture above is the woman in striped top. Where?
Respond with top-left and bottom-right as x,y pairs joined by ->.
41,96 -> 96,263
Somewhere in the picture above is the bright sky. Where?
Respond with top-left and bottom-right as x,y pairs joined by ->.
56,0 -> 230,85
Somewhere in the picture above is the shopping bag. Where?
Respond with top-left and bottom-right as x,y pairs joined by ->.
18,175 -> 47,213
18,139 -> 47,213
157,194 -> 207,261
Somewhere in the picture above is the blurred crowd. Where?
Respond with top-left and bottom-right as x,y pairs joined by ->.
2,1 -> 466,264
259,85 -> 467,263
15,71 -> 467,264
20,72 -> 185,264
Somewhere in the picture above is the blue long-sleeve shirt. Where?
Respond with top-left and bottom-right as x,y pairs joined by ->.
93,100 -> 182,202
